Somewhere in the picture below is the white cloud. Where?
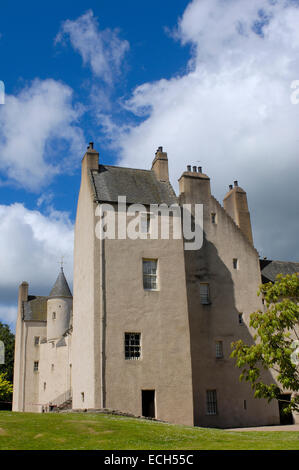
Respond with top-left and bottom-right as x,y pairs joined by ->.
107,0 -> 299,261
55,10 -> 129,85
0,79 -> 85,191
0,203 -> 74,327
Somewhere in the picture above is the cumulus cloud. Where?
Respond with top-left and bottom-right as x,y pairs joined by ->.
0,203 -> 74,327
55,10 -> 129,85
0,79 -> 85,191
108,0 -> 299,261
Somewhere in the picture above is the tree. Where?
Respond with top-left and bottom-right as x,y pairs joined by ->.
0,321 -> 15,383
0,372 -> 13,401
231,273 -> 299,414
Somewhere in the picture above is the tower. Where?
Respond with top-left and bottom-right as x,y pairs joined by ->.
47,268 -> 72,341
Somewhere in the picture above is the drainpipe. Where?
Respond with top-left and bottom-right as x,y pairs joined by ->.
100,234 -> 107,409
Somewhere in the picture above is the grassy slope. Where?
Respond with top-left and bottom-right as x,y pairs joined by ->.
0,411 -> 298,450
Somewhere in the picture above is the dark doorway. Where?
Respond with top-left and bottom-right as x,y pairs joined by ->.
142,390 -> 155,418
278,394 -> 293,425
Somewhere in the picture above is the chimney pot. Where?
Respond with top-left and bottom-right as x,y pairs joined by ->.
234,180 -> 238,187
192,166 -> 197,172
229,184 -> 233,190
187,165 -> 191,172
156,146 -> 163,154
198,166 -> 202,173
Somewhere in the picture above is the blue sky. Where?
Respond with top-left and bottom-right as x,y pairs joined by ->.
1,0 -> 299,328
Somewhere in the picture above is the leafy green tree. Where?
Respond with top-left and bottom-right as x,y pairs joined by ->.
231,273 -> 299,413
0,321 -> 15,383
0,372 -> 13,401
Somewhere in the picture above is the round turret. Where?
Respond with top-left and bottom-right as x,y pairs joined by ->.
47,268 -> 72,341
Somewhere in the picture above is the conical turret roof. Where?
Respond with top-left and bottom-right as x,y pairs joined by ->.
49,268 -> 72,299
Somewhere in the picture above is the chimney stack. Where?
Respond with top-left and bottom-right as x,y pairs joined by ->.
223,181 -> 253,244
151,146 -> 169,182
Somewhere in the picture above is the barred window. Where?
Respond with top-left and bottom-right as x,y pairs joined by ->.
125,333 -> 141,360
206,390 -> 218,415
200,283 -> 210,304
33,361 -> 39,372
143,259 -> 158,290
215,341 -> 223,358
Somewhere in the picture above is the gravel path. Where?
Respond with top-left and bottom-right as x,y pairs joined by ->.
227,424 -> 299,432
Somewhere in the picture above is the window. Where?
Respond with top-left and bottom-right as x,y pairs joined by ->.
81,392 -> 85,402
125,333 -> 141,360
51,363 -> 54,371
238,313 -> 244,325
211,213 -> 217,224
215,341 -> 223,359
206,390 -> 218,415
33,361 -> 39,372
140,212 -> 151,234
43,382 -> 46,391
233,258 -> 238,269
143,259 -> 158,290
34,336 -> 39,346
200,283 -> 210,304
52,311 -> 56,320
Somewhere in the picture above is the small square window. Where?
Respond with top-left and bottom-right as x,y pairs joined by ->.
33,361 -> 39,372
143,259 -> 158,290
125,333 -> 141,360
211,213 -> 217,224
215,341 -> 223,359
233,258 -> 238,269
140,212 -> 151,234
200,283 -> 210,304
206,390 -> 218,415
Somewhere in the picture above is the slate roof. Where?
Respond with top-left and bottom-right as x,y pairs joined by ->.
90,165 -> 178,205
49,268 -> 72,299
23,296 -> 48,322
260,259 -> 299,283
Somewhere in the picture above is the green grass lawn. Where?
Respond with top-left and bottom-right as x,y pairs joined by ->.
0,411 -> 298,450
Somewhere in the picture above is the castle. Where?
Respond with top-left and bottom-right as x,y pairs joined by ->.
12,144 -> 299,428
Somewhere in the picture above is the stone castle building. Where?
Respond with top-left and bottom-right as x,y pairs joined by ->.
12,144 -> 299,428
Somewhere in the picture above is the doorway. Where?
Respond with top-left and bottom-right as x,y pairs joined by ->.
278,394 -> 293,425
142,390 -> 155,418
